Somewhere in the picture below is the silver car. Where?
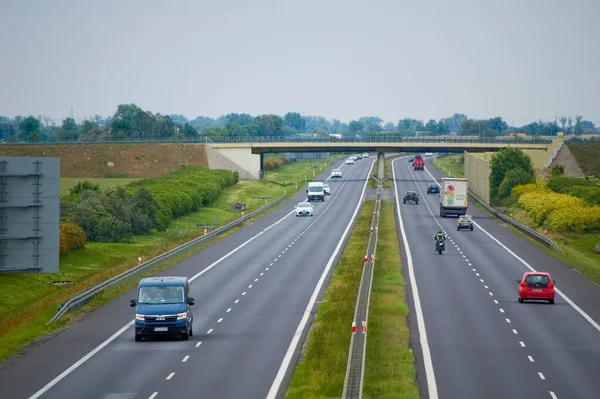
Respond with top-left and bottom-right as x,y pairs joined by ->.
295,202 -> 314,217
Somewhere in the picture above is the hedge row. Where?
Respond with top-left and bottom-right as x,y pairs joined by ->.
263,157 -> 285,170
126,166 -> 239,231
512,180 -> 600,232
61,166 -> 239,244
59,220 -> 87,255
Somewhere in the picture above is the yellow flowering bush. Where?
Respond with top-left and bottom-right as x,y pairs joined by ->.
513,181 -> 600,232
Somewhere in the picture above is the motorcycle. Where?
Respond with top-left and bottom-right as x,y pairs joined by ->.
435,238 -> 445,255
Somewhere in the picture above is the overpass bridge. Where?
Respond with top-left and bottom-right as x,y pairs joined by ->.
208,136 -> 556,180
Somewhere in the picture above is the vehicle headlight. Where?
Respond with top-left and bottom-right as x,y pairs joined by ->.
135,314 -> 145,321
177,312 -> 188,320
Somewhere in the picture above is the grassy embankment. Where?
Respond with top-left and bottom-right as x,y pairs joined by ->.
286,201 -> 418,398
433,155 -> 600,285
0,158 -> 333,364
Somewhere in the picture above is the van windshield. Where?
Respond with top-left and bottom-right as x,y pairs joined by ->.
309,186 -> 322,193
138,285 -> 185,304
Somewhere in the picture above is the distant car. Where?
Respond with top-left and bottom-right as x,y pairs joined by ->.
517,272 -> 555,304
457,214 -> 473,231
355,154 -> 362,160
323,184 -> 331,195
331,169 -> 342,178
403,191 -> 419,204
408,157 -> 414,163
425,152 -> 433,157
427,183 -> 440,194
295,202 -> 314,217
346,158 -> 355,165
362,153 -> 369,158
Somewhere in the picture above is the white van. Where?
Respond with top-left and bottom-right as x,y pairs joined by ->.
307,181 -> 325,202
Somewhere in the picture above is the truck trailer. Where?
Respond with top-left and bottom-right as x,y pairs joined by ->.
439,177 -> 468,217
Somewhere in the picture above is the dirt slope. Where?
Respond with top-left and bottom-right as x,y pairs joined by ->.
567,144 -> 600,178
0,143 -> 208,178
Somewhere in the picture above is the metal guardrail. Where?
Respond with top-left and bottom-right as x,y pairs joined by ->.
342,185 -> 383,398
469,191 -> 564,253
0,136 -> 554,146
47,193 -> 287,324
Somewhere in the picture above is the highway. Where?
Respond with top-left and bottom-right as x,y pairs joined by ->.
393,156 -> 600,399
0,157 -> 374,399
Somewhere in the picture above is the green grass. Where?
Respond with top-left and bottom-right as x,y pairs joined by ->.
266,157 -> 340,186
363,201 -> 419,398
286,201 -> 373,398
60,177 -> 141,197
433,155 -> 465,178
0,158 -> 333,365
434,158 -> 600,286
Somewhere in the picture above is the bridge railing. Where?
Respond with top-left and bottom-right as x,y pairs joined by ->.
0,135 -> 554,146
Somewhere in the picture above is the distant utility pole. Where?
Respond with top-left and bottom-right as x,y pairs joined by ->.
70,106 -> 73,119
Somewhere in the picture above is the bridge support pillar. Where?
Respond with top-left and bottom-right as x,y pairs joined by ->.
259,153 -> 264,180
377,152 -> 385,180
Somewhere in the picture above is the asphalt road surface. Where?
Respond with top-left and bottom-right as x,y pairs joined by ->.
393,155 -> 600,399
0,157 -> 374,399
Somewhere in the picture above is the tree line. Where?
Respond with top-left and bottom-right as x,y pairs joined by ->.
1,104 -> 597,143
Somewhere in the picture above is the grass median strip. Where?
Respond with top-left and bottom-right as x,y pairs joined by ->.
286,200 -> 418,398
363,201 -> 419,398
0,158 -> 336,365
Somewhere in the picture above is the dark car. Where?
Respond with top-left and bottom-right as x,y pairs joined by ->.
427,183 -> 440,194
130,276 -> 194,341
408,157 -> 414,163
403,191 -> 419,204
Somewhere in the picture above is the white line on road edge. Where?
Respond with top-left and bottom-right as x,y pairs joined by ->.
423,165 -> 600,334
27,159 -> 352,399
391,158 -> 439,399
266,160 -> 375,399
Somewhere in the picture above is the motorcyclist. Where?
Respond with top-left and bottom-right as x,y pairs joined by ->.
434,231 -> 446,251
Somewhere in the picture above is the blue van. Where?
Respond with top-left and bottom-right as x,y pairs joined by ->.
129,276 -> 194,342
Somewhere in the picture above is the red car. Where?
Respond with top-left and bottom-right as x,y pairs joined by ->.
413,157 -> 425,171
516,272 -> 556,304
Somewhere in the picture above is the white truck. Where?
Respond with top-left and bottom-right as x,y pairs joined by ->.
307,181 -> 325,202
439,177 -> 468,217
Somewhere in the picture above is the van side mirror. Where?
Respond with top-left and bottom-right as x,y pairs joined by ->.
515,279 -> 520,284
130,299 -> 136,307
306,189 -> 308,193
188,297 -> 195,306
553,280 -> 557,284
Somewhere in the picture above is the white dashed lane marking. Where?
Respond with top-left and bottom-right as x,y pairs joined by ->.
528,356 -> 535,362
234,299 -> 239,304
519,341 -> 526,347
195,341 -> 202,348
226,308 -> 231,313
538,372 -> 546,380
512,329 -> 518,334
149,392 -> 158,399
206,329 -> 213,334
182,356 -> 189,362
166,372 -> 175,380
217,318 -> 223,323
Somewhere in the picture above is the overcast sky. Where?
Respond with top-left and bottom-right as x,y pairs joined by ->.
1,0 -> 599,125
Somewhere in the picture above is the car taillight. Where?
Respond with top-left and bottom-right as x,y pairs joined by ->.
520,282 -> 527,288
547,281 -> 554,288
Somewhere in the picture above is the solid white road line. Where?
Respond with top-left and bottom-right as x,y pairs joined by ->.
266,159 -> 375,399
423,165 -> 600,333
391,158 -> 439,399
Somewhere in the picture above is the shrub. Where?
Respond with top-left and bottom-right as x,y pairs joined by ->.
514,180 -> 600,232
490,148 -> 535,197
68,180 -> 100,196
546,176 -> 600,206
59,220 -> 87,255
550,165 -> 564,176
498,168 -> 535,198
95,216 -> 132,242
263,157 -> 285,171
